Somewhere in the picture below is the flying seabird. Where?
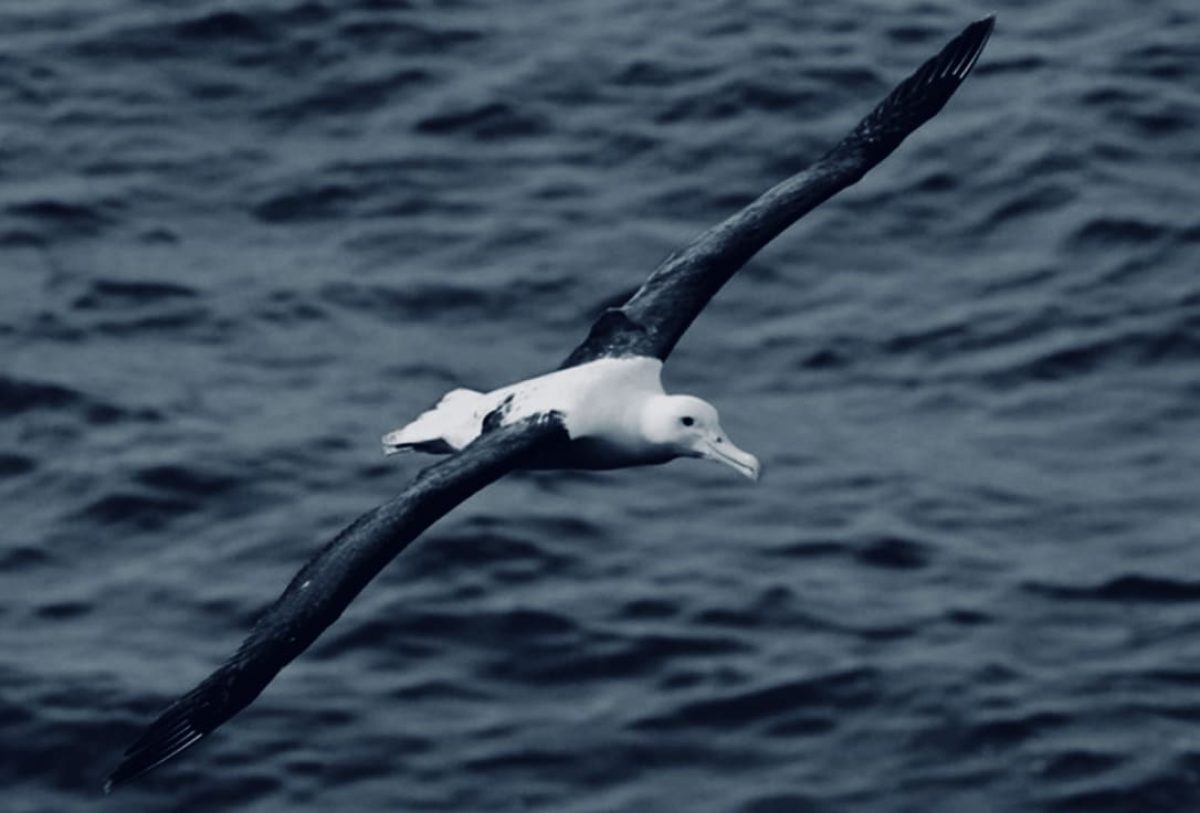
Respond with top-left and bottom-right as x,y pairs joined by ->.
106,16 -> 994,790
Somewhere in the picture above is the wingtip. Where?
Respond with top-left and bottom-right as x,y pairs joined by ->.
104,704 -> 210,790
950,15 -> 995,81
968,14 -> 996,45
950,14 -> 995,57
103,759 -> 137,793
961,14 -> 997,59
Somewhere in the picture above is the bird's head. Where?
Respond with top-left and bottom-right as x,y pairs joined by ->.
642,395 -> 760,481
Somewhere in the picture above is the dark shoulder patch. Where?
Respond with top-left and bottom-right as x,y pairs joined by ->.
559,308 -> 653,369
481,394 -> 515,434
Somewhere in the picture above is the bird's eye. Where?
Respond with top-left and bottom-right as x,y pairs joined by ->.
680,416 -> 695,427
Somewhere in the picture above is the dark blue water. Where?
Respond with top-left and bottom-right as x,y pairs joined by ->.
2,2 -> 1198,811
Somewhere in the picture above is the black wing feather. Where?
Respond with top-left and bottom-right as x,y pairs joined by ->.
105,413 -> 568,790
561,16 -> 994,368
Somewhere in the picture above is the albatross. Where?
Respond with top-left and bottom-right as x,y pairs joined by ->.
106,16 -> 994,789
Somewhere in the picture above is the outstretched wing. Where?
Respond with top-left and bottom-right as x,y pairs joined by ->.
561,16 -> 994,368
105,413 -> 568,791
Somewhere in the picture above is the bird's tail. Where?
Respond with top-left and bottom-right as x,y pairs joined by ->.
382,388 -> 484,455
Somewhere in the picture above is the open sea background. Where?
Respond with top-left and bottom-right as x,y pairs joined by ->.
2,1 -> 1198,811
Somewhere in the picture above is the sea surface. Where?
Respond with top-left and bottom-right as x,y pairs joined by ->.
2,1 -> 1198,811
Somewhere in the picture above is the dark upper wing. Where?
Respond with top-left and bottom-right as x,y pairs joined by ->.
560,16 -> 994,368
105,412 -> 568,791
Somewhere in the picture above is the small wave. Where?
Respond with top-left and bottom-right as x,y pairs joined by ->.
884,322 -> 970,357
492,629 -> 747,685
318,615 -> 440,662
1044,759 -> 1200,813
1115,39 -> 1197,82
0,375 -> 80,416
319,280 -> 526,324
1070,216 -> 1170,248
1037,748 -> 1124,781
464,747 -> 577,774
324,604 -> 581,661
415,100 -> 549,140
633,667 -> 877,731
884,22 -> 940,45
762,535 -> 930,570
0,545 -> 53,570
0,374 -> 154,424
253,291 -> 330,325
172,10 -> 273,44
489,607 -> 580,638
1142,667 -> 1200,687
986,184 -> 1075,226
133,463 -> 242,496
736,793 -> 830,813
1025,574 -> 1200,603
387,678 -> 490,703
0,452 -> 35,479
976,53 -> 1047,76
406,527 -> 576,574
35,600 -> 91,621
794,345 -> 857,371
4,199 -> 114,241
78,491 -> 198,529
691,585 -> 803,629
963,710 -> 1071,751
761,538 -> 846,559
979,315 -> 1200,385
612,58 -> 715,88
338,17 -> 482,53
87,307 -> 218,339
252,183 -> 360,223
0,681 -> 121,789
1117,104 -> 1196,139
72,278 -> 199,310
653,71 -> 840,124
853,535 -> 931,570
945,607 -> 992,626
262,68 -> 429,122
69,8 -> 285,62
617,597 -> 680,620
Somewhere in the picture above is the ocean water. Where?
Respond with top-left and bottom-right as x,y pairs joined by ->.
2,1 -> 1198,811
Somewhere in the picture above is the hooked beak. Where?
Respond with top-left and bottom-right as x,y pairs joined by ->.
696,434 -> 761,482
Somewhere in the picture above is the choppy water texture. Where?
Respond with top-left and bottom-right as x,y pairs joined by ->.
2,1 -> 1198,811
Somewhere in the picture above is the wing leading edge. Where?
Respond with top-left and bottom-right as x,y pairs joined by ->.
561,16 -> 994,368
105,412 -> 569,790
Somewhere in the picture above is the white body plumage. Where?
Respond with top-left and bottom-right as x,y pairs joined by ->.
382,357 -> 759,478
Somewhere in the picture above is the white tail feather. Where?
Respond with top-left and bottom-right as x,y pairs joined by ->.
382,388 -> 485,454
